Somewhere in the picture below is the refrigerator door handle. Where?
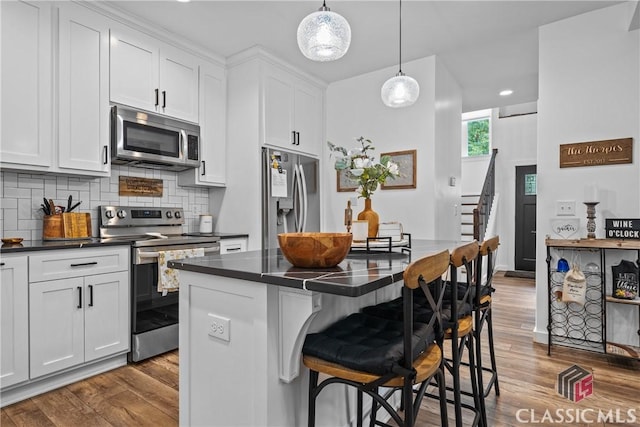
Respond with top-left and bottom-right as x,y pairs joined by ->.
298,163 -> 308,232
296,164 -> 305,232
293,164 -> 301,232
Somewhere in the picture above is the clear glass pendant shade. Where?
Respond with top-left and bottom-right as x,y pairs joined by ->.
297,8 -> 351,62
381,73 -> 420,108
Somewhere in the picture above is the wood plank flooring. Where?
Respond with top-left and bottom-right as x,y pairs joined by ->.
2,273 -> 638,426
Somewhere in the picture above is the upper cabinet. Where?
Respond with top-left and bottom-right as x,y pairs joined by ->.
110,28 -> 199,123
0,1 -> 110,176
179,61 -> 227,187
57,2 -> 111,176
263,63 -> 323,156
0,0 -> 53,168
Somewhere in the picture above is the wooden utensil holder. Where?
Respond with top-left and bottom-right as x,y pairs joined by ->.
43,213 -> 92,240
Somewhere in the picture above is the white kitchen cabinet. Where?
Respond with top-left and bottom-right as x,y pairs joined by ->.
28,247 -> 129,379
179,61 -> 227,187
57,3 -> 111,176
263,63 -> 323,156
110,27 -> 199,123
220,237 -> 248,254
0,0 -> 53,170
0,256 -> 29,389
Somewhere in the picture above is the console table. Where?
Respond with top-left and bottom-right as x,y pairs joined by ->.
545,238 -> 640,359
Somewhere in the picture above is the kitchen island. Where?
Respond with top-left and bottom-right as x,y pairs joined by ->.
170,240 -> 459,427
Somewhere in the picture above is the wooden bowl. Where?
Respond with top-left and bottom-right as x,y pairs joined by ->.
277,232 -> 352,268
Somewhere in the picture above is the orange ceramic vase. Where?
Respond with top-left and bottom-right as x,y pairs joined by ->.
357,198 -> 379,238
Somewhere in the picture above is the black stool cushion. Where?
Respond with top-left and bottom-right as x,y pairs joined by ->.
302,313 -> 435,375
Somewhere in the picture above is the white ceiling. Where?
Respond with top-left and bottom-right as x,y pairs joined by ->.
104,0 -> 624,112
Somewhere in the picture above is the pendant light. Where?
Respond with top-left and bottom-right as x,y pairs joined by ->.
381,0 -> 420,108
297,1 -> 351,62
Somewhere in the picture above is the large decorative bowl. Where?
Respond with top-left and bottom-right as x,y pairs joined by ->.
277,232 -> 352,268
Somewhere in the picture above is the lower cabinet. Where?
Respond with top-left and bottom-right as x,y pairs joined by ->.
0,246 -> 130,403
0,255 -> 29,388
29,271 -> 129,379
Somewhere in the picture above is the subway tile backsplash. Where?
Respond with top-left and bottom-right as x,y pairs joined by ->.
0,166 -> 209,241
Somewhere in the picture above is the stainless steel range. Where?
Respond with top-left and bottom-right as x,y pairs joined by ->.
99,205 -> 220,362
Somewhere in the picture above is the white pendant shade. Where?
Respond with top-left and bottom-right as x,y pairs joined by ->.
297,6 -> 351,62
381,73 -> 420,108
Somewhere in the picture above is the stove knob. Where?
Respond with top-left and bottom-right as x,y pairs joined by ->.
174,211 -> 182,219
117,210 -> 127,219
166,211 -> 173,219
105,210 -> 115,219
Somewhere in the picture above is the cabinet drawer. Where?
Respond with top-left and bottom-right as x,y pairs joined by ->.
29,247 -> 129,283
220,238 -> 247,254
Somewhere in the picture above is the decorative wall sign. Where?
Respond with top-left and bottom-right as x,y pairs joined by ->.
559,137 -> 633,168
381,149 -> 417,189
119,176 -> 163,197
551,218 -> 580,239
605,218 -> 640,239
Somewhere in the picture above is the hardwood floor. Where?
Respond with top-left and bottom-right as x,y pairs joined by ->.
2,273 -> 638,426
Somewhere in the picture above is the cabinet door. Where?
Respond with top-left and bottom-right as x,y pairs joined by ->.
84,271 -> 129,362
293,82 -> 322,156
0,256 -> 29,388
179,62 -> 226,187
30,277 -> 85,378
263,67 -> 295,149
58,3 -> 110,176
0,1 -> 52,169
109,28 -> 159,113
159,46 -> 199,123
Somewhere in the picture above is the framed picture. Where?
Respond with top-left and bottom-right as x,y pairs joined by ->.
381,149 -> 417,189
336,169 -> 358,192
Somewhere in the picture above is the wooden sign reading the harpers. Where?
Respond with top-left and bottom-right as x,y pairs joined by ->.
606,218 -> 640,239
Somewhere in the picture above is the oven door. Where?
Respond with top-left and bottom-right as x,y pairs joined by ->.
131,242 -> 219,359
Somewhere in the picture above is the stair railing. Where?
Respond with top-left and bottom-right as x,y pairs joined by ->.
473,148 -> 498,242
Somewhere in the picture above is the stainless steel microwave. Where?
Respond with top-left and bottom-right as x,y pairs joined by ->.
110,104 -> 200,171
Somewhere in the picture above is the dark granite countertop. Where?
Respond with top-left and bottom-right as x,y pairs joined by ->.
0,232 -> 249,253
169,239 -> 460,297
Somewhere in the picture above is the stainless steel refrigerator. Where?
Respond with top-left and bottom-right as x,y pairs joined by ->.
262,147 -> 320,249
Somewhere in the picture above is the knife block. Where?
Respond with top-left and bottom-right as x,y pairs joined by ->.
43,213 -> 92,240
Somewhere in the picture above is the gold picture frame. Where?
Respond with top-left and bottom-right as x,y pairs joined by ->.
381,149 -> 417,189
336,169 -> 358,192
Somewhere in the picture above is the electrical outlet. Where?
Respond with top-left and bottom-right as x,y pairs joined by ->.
557,200 -> 576,216
208,313 -> 230,342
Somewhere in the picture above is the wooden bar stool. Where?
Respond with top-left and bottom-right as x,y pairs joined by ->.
302,250 -> 451,427
361,242 -> 483,427
473,236 -> 500,407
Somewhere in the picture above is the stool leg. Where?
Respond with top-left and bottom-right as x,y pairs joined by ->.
475,314 -> 488,426
486,308 -> 500,396
308,370 -> 319,427
403,380 -> 414,427
451,333 -> 462,427
357,389 -> 363,427
467,333 -> 485,427
437,367 -> 449,427
369,387 -> 378,427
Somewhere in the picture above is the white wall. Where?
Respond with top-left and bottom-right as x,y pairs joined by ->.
325,56 -> 461,240
492,110 -> 538,271
536,2 -> 640,345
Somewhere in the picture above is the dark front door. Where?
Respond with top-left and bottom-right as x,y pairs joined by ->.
515,165 -> 537,271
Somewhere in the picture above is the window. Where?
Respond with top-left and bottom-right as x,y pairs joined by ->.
461,109 -> 491,157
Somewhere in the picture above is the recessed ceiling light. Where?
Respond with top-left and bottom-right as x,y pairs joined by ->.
176,0 -> 190,3
499,89 -> 513,96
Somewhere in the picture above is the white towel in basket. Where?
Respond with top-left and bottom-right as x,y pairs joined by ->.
157,248 -> 205,295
